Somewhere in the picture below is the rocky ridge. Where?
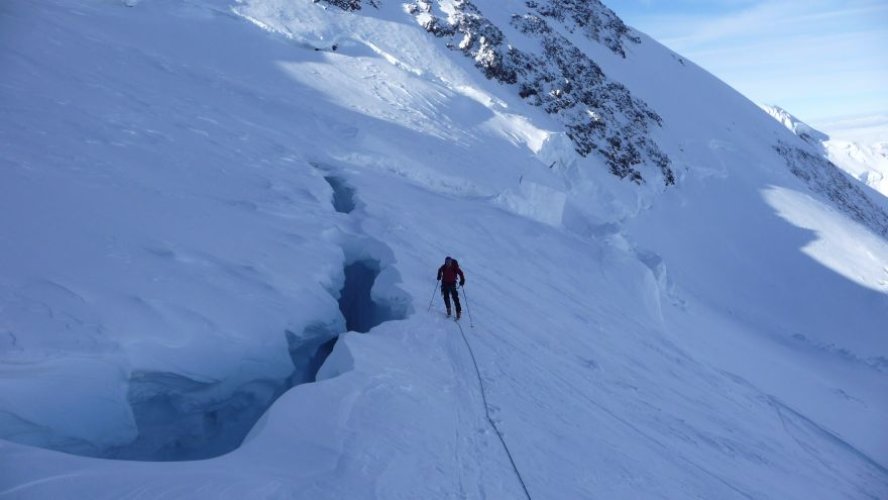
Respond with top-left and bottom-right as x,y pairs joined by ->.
326,0 -> 675,185
775,140 -> 888,237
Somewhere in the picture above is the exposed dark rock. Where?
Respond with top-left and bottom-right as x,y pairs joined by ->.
324,0 -> 673,185
775,141 -> 888,237
525,0 -> 640,58
409,2 -> 673,184
317,0 -> 376,11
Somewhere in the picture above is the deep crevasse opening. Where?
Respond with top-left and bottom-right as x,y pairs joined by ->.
324,175 -> 357,214
339,260 -> 397,333
6,167 -> 409,462
102,258 -> 404,461
109,372 -> 288,461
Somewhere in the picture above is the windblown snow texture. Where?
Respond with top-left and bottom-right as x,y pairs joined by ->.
1,0 -> 887,498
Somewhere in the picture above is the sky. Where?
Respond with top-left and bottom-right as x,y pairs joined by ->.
605,0 -> 888,138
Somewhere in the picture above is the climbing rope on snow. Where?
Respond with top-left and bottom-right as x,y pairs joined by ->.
453,319 -> 532,500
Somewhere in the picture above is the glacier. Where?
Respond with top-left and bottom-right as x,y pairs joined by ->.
1,0 -> 886,498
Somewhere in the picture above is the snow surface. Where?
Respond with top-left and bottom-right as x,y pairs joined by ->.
762,105 -> 888,199
1,0 -> 887,498
825,140 -> 888,199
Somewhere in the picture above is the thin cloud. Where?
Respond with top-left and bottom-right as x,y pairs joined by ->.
608,0 -> 888,127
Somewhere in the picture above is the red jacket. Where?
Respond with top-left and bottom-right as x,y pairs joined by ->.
437,262 -> 465,285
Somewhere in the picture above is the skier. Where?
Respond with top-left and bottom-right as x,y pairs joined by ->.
437,256 -> 465,319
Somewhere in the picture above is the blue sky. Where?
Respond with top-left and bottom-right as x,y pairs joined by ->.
605,0 -> 888,131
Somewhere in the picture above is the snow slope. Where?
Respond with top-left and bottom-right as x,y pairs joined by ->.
762,105 -> 888,198
762,105 -> 829,147
827,139 -> 888,197
1,0 -> 887,498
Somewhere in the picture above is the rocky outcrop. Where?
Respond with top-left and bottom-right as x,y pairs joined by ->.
775,141 -> 888,237
318,0 -> 377,11
407,0 -> 673,184
525,0 -> 640,58
324,0 -> 673,185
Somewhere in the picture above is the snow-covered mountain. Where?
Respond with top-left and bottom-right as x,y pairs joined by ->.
761,105 -> 829,148
827,139 -> 888,197
1,1 -> 887,498
762,104 -> 888,198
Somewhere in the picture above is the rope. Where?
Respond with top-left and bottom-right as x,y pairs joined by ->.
453,319 -> 532,500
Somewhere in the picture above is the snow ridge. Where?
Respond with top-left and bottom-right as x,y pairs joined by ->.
761,105 -> 829,148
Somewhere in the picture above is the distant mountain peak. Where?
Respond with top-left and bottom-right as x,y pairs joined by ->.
760,104 -> 829,146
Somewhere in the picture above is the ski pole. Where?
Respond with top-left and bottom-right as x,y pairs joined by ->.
427,279 -> 440,312
461,284 -> 474,328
